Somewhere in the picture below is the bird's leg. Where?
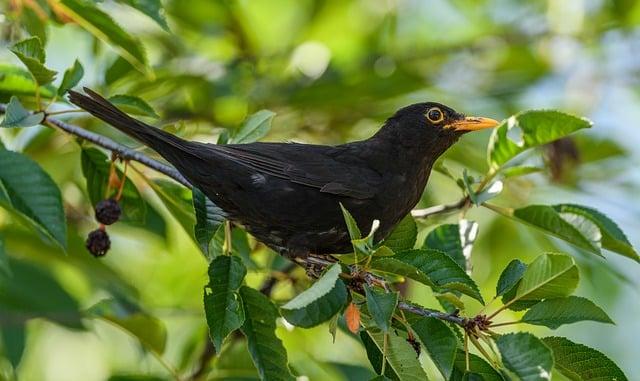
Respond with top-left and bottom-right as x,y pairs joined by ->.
283,248 -> 336,279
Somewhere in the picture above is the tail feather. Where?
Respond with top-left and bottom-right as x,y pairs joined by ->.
68,88 -> 186,151
68,88 -> 211,179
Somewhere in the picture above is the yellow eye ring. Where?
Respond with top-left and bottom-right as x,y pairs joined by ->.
426,107 -> 444,123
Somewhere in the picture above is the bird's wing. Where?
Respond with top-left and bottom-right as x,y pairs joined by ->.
214,142 -> 381,199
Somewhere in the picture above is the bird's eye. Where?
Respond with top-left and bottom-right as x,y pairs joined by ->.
426,107 -> 444,123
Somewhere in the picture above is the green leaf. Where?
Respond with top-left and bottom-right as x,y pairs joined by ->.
108,95 -> 159,118
0,237 -> 10,278
340,203 -> 362,240
496,332 -> 553,381
364,285 -> 398,333
281,263 -> 348,327
511,205 -> 602,256
451,351 -> 504,381
1,322 -> 25,368
86,298 -> 167,354
521,296 -> 613,329
58,0 -> 149,74
0,96 -> 44,128
104,56 -> 134,85
371,250 -> 484,304
192,187 -> 226,256
57,59 -> 84,96
495,259 -> 527,297
115,0 -> 170,31
553,204 -> 639,262
231,110 -> 275,144
423,222 -> 479,270
81,148 -> 146,224
10,37 -> 57,85
488,110 -> 592,168
239,286 -> 295,381
0,150 -> 67,249
21,6 -> 48,45
410,317 -> 457,379
361,328 -> 427,381
0,257 -> 82,329
542,336 -> 628,381
0,64 -> 54,98
514,253 -> 579,302
501,166 -> 543,178
382,214 -> 417,252
204,256 -> 247,351
148,179 -> 194,235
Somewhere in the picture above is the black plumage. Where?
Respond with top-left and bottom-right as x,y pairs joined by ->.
69,88 -> 497,257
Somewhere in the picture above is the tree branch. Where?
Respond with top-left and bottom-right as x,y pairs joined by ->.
0,104 -> 192,188
411,197 -> 468,218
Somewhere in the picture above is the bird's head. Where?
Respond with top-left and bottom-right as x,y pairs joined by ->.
374,102 -> 499,155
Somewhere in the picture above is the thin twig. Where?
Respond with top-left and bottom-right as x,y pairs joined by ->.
0,103 -> 192,188
411,197 -> 467,219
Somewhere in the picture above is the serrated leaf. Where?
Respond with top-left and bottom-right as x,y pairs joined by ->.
411,317 -> 457,379
87,298 -> 167,354
542,336 -> 628,381
451,351 -> 504,381
108,94 -> 159,118
231,110 -> 275,144
10,37 -> 57,85
116,0 -> 170,31
364,285 -> 398,333
495,259 -> 527,297
488,110 -> 592,168
371,250 -> 484,304
0,64 -> 54,98
192,187 -> 226,256
424,224 -> 466,269
521,296 -> 613,329
512,205 -> 602,256
281,263 -> 348,327
362,328 -> 428,381
514,253 -> 579,302
81,148 -> 146,224
58,0 -> 149,74
239,286 -> 294,381
553,204 -> 639,262
496,332 -> 553,381
0,96 -> 44,128
57,59 -> 84,96
0,150 -> 66,249
383,214 -> 417,252
204,256 -> 246,351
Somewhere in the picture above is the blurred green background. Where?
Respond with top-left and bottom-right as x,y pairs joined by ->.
1,0 -> 640,380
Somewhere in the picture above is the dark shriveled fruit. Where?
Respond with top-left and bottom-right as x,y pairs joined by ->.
86,229 -> 111,257
95,198 -> 121,225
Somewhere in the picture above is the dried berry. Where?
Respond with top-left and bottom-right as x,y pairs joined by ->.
94,198 -> 121,225
86,228 -> 111,257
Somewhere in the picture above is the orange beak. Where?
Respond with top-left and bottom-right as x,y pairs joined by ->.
446,116 -> 500,132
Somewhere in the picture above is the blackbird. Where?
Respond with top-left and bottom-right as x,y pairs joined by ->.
69,88 -> 498,258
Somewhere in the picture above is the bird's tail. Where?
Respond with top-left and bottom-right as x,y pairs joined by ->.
68,88 -> 203,173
